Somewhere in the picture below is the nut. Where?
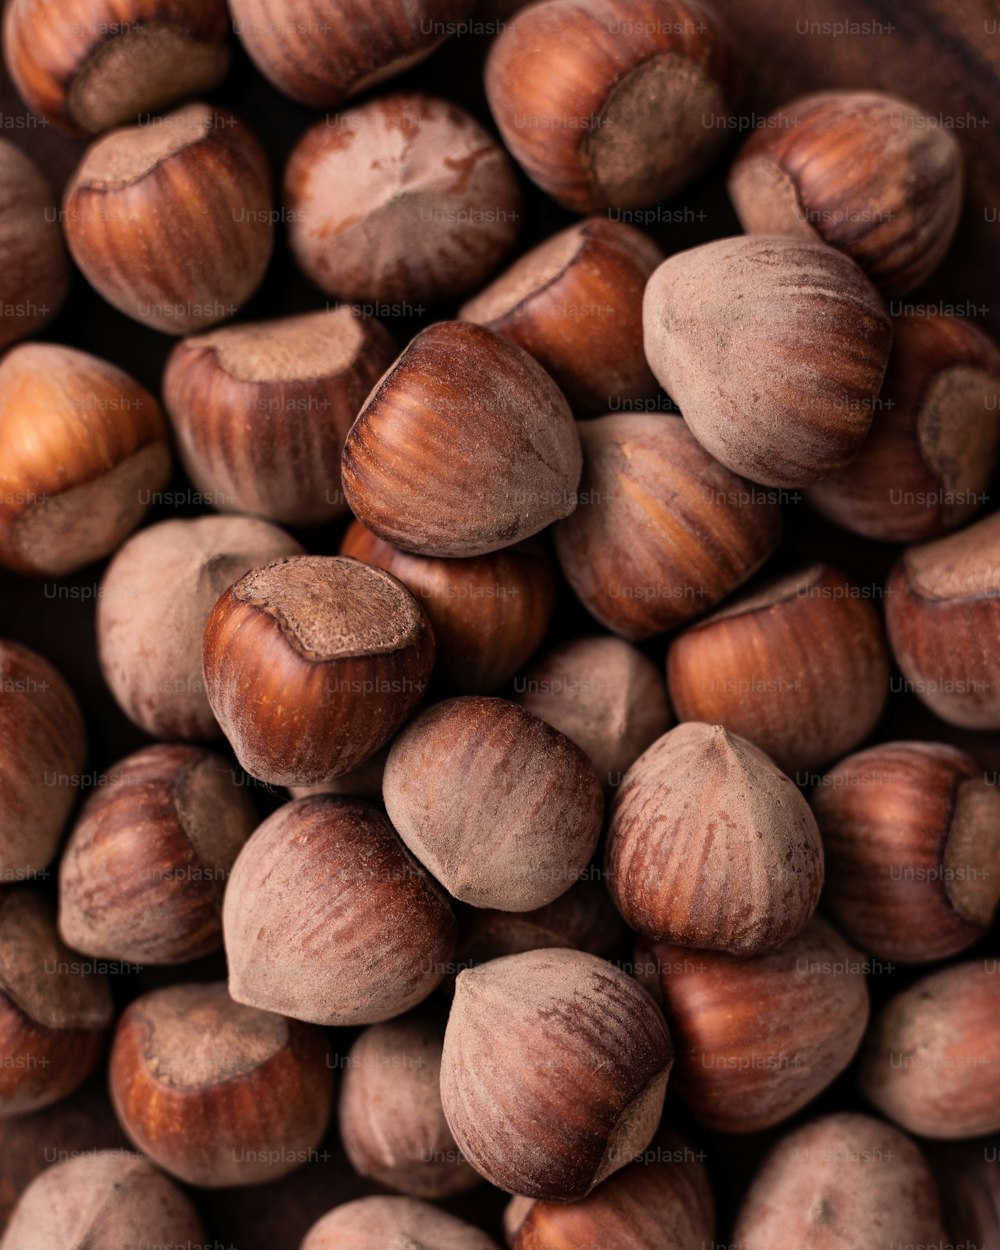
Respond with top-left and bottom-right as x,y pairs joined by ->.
0,141 -> 69,348
300,1196 -> 501,1250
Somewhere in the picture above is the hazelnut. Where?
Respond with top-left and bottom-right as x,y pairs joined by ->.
512,635 -> 672,790
339,1008 -> 480,1198
63,103 -> 273,334
164,310 -> 397,527
728,91 -> 963,297
0,1151 -> 206,1250
0,141 -> 69,348
109,981 -> 333,1186
0,343 -> 170,576
551,413 -> 783,639
341,521 -> 556,694
341,322 -> 581,559
857,960 -> 1000,1139
440,948 -> 673,1199
885,511 -> 1000,728
607,723 -> 824,955
485,0 -> 737,212
0,889 -> 113,1118
3,0 -> 231,135
285,94 -> 521,305
641,916 -> 870,1133
666,564 -> 890,773
0,641 -> 87,879
732,1112 -> 947,1249
383,697 -> 604,911
812,740 -> 1000,963
808,312 -> 1000,541
58,744 -> 258,965
300,1196 -> 501,1250
459,218 -> 664,415
642,235 -> 893,487
223,796 -> 457,1026
202,555 -> 435,787
98,515 -> 303,740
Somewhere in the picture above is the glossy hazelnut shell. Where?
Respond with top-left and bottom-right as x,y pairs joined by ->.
0,141 -> 69,347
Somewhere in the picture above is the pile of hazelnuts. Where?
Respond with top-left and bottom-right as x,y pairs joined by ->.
0,0 -> 998,1246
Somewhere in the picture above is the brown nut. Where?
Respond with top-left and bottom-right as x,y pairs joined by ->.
551,413 -> 783,639
109,981 -> 333,1187
341,322 -> 581,559
0,141 -> 69,348
485,0 -> 736,212
64,103 -> 273,334
202,555 -> 435,787
383,697 -> 604,911
300,1196 -> 501,1250
286,94 -> 521,306
223,797 -> 457,1026
728,91 -> 963,297
643,235 -> 892,487
58,744 -> 258,965
0,343 -> 170,576
666,564 -> 890,773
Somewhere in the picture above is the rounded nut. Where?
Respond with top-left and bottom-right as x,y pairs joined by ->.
300,1196 -> 501,1250
0,141 -> 69,348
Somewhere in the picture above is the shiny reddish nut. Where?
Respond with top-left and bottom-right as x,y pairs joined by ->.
857,961 -> 1000,1140
342,322 -> 581,558
733,1113 -> 947,1250
0,142 -> 69,347
666,564 -> 890,774
607,723 -> 824,955
341,521 -> 555,694
383,697 -> 604,911
203,555 -> 434,787
63,103 -> 273,334
0,889 -> 113,1118
552,414 -> 783,639
0,343 -> 170,577
59,744 -> 258,966
300,1196 -> 501,1250
809,313 -> 1000,541
460,217 -> 664,415
728,91 -> 963,298
286,94 -> 521,306
813,741 -> 1000,964
164,310 -> 397,527
643,236 -> 893,487
230,0 -> 475,109
223,797 -> 457,1026
441,948 -> 673,1200
0,1152 -> 206,1250
485,0 -> 736,213
99,515 -> 302,740
641,916 -> 870,1133
0,641 -> 87,878
885,512 -> 1000,728
109,982 -> 333,1187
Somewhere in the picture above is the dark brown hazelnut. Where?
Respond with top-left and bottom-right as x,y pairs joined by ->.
300,1196 -> 501,1250
728,91 -> 963,297
666,564 -> 890,773
485,0 -> 736,212
0,889 -> 113,1118
0,343 -> 170,576
383,697 -> 604,911
286,94 -> 521,306
109,981 -> 333,1186
607,723 -> 824,955
64,103 -> 273,334
163,309 -> 397,527
643,235 -> 893,487
459,218 -> 664,415
223,797 -> 457,1026
551,413 -> 783,639
341,322 -> 581,559
440,948 -> 674,1200
0,141 -> 69,348
341,521 -> 556,694
202,555 -> 435,787
98,515 -> 303,740
58,744 -> 258,965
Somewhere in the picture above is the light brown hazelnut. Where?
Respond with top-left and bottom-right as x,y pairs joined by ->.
300,1196 -> 501,1250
